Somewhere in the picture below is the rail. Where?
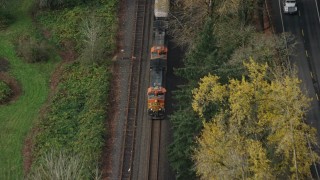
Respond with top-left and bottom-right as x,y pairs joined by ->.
148,120 -> 162,180
119,0 -> 147,179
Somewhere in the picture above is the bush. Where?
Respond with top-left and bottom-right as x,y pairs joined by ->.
37,0 -> 87,10
0,12 -> 15,30
0,80 -> 12,103
79,17 -> 106,64
28,151 -> 101,180
15,35 -> 51,63
36,0 -> 118,53
33,62 -> 110,177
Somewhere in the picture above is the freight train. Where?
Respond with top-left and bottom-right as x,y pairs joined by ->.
147,0 -> 169,119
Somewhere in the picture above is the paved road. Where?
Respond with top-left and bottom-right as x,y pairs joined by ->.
270,0 -> 320,134
270,0 -> 320,175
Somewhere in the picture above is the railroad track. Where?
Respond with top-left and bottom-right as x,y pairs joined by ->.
119,0 -> 147,179
148,120 -> 162,180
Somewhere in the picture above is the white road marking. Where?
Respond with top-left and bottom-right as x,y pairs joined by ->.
314,0 -> 320,24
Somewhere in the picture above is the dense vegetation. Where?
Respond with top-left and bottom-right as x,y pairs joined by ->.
193,61 -> 318,178
0,0 -> 14,29
28,0 -> 118,178
0,80 -> 11,103
0,0 -> 117,179
36,0 -> 117,54
168,2 -> 257,178
37,0 -> 89,9
28,151 -> 100,179
168,0 -> 303,179
32,63 -> 110,177
0,12 -> 14,30
15,35 -> 51,63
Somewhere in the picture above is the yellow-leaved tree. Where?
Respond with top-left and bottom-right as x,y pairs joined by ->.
193,59 -> 319,179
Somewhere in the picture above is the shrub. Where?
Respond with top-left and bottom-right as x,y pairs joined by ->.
0,12 -> 14,30
0,57 -> 10,72
37,6 -> 89,49
33,62 -> 110,177
28,151 -> 101,180
37,0 -> 87,10
0,80 -> 12,103
36,0 -> 118,53
15,35 -> 51,63
79,17 -> 106,64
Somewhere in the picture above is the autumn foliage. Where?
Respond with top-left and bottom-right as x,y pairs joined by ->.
193,60 -> 319,179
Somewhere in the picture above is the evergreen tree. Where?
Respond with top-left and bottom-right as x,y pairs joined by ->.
168,108 -> 202,180
176,17 -> 221,83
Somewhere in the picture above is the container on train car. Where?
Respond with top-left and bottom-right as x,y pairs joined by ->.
154,0 -> 169,18
148,0 -> 169,120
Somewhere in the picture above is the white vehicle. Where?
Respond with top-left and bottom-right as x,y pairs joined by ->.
283,0 -> 297,14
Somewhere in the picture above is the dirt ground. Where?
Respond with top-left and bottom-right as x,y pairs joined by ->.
100,0 -> 124,178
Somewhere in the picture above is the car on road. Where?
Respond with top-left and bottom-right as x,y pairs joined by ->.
283,0 -> 297,14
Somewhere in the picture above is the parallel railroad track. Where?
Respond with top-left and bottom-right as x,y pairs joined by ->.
119,0 -> 148,179
148,120 -> 162,180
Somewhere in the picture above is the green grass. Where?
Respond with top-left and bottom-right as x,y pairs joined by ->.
0,0 -> 117,178
0,0 -> 58,179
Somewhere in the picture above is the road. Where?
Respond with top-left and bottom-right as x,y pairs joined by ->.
270,0 -> 320,175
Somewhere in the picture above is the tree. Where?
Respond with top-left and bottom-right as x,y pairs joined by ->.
169,1 -> 297,179
168,5 -> 255,179
0,0 -> 14,29
37,0 -> 86,9
0,0 -> 9,8
27,151 -> 101,180
194,119 -> 274,179
166,81 -> 203,180
79,16 -> 105,64
175,17 -> 221,83
168,108 -> 202,180
169,0 -> 213,47
225,32 -> 297,78
0,0 -> 6,8
169,0 -> 257,48
193,59 -> 319,179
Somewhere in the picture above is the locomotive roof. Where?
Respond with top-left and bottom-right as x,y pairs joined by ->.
150,58 -> 166,69
149,68 -> 163,87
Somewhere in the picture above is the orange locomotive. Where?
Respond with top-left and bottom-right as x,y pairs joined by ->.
147,44 -> 167,119
148,0 -> 169,119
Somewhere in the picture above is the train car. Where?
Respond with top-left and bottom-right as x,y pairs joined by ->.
148,0 -> 169,119
147,39 -> 167,119
147,68 -> 166,119
147,29 -> 167,119
154,0 -> 169,19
